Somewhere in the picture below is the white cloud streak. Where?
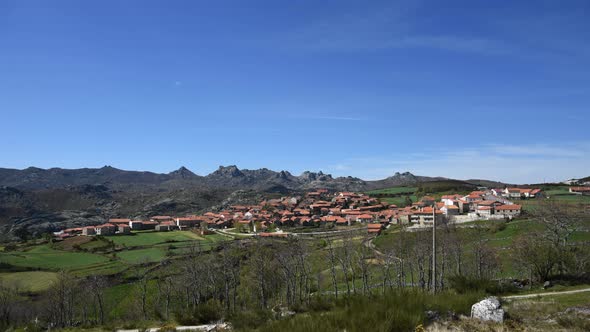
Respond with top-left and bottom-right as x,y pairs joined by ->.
325,142 -> 590,184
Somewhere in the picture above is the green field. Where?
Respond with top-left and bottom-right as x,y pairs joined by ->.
366,186 -> 417,195
377,195 -> 419,207
69,260 -> 129,277
117,247 -> 169,264
109,231 -> 204,247
0,244 -> 109,270
0,271 -> 58,292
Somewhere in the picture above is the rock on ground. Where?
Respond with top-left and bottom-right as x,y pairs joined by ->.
471,297 -> 505,323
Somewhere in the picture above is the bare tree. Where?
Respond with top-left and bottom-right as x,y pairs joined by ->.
529,200 -> 585,275
380,248 -> 398,293
156,276 -> 174,320
514,232 -> 559,282
356,241 -> 372,295
46,271 -> 79,328
219,243 -> 241,313
134,267 -> 150,320
530,200 -> 583,248
88,275 -> 107,325
0,281 -> 16,329
338,232 -> 356,296
325,238 -> 339,298
471,224 -> 499,279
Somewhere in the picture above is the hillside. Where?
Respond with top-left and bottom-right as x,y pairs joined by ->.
0,165 -> 508,242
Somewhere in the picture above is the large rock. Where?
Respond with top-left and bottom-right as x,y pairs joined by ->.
471,297 -> 505,322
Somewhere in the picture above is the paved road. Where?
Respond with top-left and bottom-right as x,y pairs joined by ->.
503,288 -> 590,299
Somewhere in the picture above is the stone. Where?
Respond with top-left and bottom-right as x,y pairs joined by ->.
471,297 -> 505,323
543,281 -> 552,289
425,310 -> 440,321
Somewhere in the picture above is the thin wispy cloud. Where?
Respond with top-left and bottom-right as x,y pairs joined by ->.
271,4 -> 511,56
266,2 -> 587,62
326,142 -> 590,184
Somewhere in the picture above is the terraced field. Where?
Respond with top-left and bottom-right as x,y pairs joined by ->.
117,247 -> 168,264
0,244 -> 109,270
0,271 -> 58,292
109,231 -> 204,247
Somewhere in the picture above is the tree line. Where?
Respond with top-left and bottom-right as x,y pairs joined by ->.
0,200 -> 588,330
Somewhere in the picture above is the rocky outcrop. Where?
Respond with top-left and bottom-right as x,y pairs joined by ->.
471,297 -> 505,322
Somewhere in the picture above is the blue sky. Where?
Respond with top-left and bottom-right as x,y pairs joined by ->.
1,0 -> 589,183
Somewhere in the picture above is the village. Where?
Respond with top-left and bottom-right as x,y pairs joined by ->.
55,185 -> 565,239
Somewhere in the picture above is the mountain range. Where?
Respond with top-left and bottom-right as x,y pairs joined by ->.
0,165 -> 446,192
0,165 -> 506,242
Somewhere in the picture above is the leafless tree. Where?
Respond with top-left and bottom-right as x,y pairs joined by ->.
46,271 -> 79,328
325,238 -> 339,298
411,231 -> 430,290
529,200 -> 586,275
514,232 -> 559,282
471,224 -> 499,279
530,200 -> 583,248
219,243 -> 241,313
87,275 -> 107,325
250,241 -> 273,309
0,281 -> 17,328
157,276 -> 174,320
380,247 -> 401,293
356,241 -> 372,295
338,232 -> 356,296
134,267 -> 150,320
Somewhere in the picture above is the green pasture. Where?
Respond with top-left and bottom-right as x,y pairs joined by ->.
366,186 -> 417,195
0,271 -> 58,292
0,244 -> 109,270
108,231 -> 203,247
117,247 -> 168,264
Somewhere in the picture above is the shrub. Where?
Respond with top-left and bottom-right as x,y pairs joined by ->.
448,275 -> 517,295
176,300 -> 223,325
448,275 -> 494,294
490,221 -> 507,233
229,309 -> 273,330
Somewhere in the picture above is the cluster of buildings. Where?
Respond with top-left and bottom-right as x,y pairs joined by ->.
55,186 -> 547,239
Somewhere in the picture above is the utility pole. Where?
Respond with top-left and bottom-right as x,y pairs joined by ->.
432,204 -> 436,294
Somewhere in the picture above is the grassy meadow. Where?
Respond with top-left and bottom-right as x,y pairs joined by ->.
0,271 -> 58,292
0,244 -> 110,270
109,231 -> 204,247
0,230 -> 229,293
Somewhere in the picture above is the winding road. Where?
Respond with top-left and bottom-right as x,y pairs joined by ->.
503,288 -> 590,300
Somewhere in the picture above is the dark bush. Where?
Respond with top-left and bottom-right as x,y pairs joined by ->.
448,275 -> 518,295
229,309 -> 273,330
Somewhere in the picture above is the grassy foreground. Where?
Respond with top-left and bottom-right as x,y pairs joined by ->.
253,290 -> 483,332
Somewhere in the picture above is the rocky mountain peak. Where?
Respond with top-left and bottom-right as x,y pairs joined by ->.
169,166 -> 197,179
299,171 -> 333,182
276,170 -> 292,180
210,165 -> 244,178
391,171 -> 415,178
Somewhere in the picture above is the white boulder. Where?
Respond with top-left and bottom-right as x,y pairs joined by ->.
471,297 -> 505,322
